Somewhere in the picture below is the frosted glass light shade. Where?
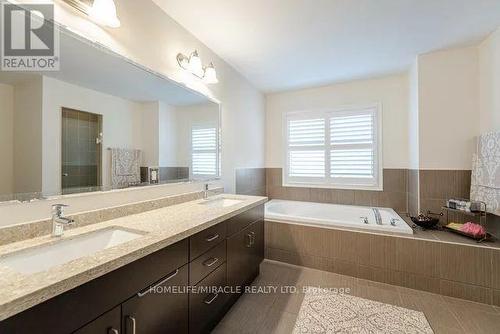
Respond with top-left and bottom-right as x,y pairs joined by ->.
89,0 -> 121,28
204,63 -> 218,84
188,51 -> 204,78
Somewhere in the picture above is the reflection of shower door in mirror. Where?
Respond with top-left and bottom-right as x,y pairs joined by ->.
61,108 -> 102,194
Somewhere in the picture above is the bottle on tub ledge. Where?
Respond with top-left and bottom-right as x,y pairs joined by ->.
446,198 -> 483,213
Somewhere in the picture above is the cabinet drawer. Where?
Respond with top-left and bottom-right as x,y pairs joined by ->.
226,205 -> 264,236
189,263 -> 227,334
122,264 -> 189,334
189,240 -> 226,285
190,221 -> 226,260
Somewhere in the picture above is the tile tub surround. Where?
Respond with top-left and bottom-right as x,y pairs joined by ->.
0,194 -> 267,321
266,168 -> 408,213
236,168 -> 267,196
408,169 -> 420,216
419,169 -> 472,222
265,221 -> 500,306
0,188 -> 223,246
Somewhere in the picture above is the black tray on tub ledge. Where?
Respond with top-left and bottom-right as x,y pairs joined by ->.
410,215 -> 440,229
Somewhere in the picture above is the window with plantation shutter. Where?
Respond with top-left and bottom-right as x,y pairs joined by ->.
284,105 -> 382,190
191,125 -> 219,178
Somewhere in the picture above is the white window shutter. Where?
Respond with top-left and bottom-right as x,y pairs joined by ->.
192,127 -> 218,176
284,106 -> 381,190
330,112 -> 375,180
287,118 -> 326,179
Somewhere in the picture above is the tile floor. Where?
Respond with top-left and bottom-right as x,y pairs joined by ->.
213,260 -> 500,334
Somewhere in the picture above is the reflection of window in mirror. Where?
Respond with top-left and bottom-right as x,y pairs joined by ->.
191,124 -> 220,179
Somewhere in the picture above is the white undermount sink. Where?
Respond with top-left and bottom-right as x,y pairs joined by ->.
199,198 -> 244,208
0,228 -> 143,274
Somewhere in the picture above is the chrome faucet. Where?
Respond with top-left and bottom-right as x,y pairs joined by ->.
52,204 -> 75,237
372,208 -> 382,225
203,183 -> 216,200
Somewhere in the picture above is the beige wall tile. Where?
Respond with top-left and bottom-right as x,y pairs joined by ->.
235,168 -> 267,196
364,234 -> 398,269
354,191 -> 380,207
440,243 -> 492,287
492,249 -> 500,289
383,169 -> 408,193
358,265 -> 388,284
492,289 -> 500,307
396,238 -> 440,277
387,270 -> 441,294
440,280 -> 492,304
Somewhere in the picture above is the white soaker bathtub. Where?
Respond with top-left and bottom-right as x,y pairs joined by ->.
265,199 -> 413,235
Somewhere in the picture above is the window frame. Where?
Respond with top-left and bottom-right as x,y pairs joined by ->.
282,103 -> 383,191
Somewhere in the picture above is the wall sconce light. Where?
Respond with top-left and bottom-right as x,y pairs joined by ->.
64,0 -> 121,28
177,50 -> 219,84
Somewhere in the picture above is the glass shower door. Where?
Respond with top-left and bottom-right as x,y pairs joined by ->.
61,108 -> 102,194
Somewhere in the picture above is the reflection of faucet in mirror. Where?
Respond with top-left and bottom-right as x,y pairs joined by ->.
52,204 -> 75,237
203,183 -> 218,200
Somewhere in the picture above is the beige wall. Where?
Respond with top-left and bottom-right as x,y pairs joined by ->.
479,27 -> 500,133
45,0 -> 265,193
140,101 -> 162,167
42,76 -> 144,196
417,46 -> 480,170
265,73 -> 409,169
13,77 -> 43,195
0,83 -> 14,196
408,60 -> 420,170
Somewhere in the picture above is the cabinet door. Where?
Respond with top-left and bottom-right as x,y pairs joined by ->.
248,219 -> 264,272
74,306 -> 121,334
227,220 -> 264,294
122,264 -> 189,334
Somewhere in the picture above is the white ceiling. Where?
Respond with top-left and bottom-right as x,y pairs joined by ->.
153,0 -> 500,92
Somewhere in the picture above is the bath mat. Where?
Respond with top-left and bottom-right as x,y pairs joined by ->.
293,287 -> 433,333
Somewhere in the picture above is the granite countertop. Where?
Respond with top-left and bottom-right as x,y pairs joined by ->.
0,194 -> 267,321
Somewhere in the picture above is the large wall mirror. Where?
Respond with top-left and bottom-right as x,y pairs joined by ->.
0,27 -> 220,203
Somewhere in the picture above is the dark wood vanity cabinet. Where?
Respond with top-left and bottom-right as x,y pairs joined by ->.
227,219 -> 264,301
0,204 -> 265,334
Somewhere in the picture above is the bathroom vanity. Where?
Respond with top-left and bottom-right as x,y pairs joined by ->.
0,197 -> 265,334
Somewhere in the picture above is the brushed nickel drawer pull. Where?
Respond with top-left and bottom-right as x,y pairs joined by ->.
108,328 -> 119,334
126,316 -> 136,334
205,234 -> 219,242
250,231 -> 256,246
202,257 -> 219,267
246,233 -> 252,247
137,269 -> 179,297
204,293 -> 219,305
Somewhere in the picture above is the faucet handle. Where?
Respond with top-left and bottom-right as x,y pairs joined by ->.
204,183 -> 209,191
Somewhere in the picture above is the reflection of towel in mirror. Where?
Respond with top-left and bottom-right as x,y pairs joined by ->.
471,131 -> 500,215
111,148 -> 141,187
